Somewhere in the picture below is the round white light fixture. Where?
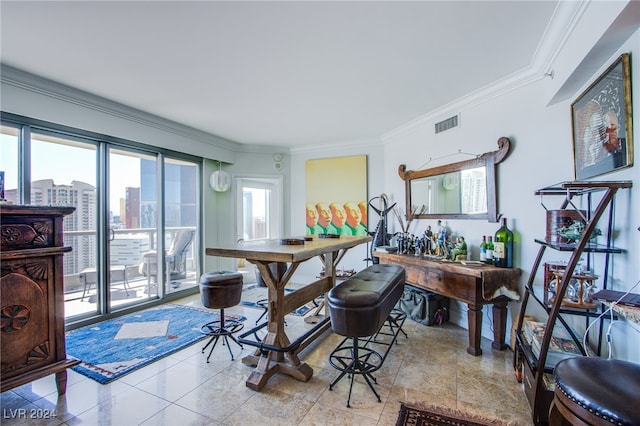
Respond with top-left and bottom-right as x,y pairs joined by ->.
210,162 -> 230,192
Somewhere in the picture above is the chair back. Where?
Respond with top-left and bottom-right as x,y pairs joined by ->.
168,230 -> 194,256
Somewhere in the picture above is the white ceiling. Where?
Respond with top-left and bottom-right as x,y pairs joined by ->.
0,1 -> 560,147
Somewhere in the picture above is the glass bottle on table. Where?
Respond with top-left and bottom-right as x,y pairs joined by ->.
486,236 -> 494,264
494,217 -> 514,268
479,236 -> 487,262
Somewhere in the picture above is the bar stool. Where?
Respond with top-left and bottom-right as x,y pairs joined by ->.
327,264 -> 406,407
550,357 -> 640,426
199,271 -> 244,362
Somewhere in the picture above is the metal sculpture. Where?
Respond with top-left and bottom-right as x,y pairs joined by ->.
367,194 -> 396,264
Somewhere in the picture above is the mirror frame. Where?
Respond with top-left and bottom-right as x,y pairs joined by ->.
398,137 -> 511,223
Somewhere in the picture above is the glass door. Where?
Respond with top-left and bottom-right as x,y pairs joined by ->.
29,132 -> 99,319
108,148 -> 160,310
164,158 -> 198,294
235,177 -> 283,242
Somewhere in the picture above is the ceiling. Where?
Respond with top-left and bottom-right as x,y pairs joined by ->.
0,1 -> 560,147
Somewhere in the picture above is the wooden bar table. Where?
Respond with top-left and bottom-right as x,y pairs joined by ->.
206,235 -> 371,391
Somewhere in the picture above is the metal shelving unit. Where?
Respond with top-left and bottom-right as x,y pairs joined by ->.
513,180 -> 632,425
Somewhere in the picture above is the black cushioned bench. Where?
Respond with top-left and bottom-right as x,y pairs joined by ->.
327,264 -> 406,407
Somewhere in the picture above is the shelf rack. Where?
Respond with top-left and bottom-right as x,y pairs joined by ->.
514,180 -> 632,425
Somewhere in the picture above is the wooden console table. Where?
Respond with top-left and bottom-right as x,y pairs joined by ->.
206,235 -> 370,391
375,252 -> 521,355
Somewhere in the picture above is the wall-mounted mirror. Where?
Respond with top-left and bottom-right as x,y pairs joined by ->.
399,137 -> 511,223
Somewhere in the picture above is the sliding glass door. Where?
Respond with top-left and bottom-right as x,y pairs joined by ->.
164,158 -> 198,294
108,148 -> 160,310
1,117 -> 202,325
29,131 -> 99,318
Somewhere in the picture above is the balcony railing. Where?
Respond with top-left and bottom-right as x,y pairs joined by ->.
62,226 -> 197,295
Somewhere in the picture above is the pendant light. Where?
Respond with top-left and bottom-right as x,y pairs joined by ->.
210,161 -> 230,192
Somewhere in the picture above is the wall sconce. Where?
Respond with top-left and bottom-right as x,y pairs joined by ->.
210,161 -> 230,192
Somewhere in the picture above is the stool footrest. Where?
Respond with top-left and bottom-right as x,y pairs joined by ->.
328,312 -> 407,407
200,320 -> 244,337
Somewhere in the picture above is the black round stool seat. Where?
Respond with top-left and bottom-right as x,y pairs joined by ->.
553,357 -> 640,426
199,271 -> 243,309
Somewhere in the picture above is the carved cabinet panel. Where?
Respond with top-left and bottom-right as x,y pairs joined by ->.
1,257 -> 54,379
0,205 -> 78,395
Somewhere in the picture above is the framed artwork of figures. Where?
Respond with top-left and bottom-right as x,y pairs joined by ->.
305,155 -> 368,237
571,53 -> 633,180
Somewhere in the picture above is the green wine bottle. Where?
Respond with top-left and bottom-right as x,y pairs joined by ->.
494,217 -> 513,268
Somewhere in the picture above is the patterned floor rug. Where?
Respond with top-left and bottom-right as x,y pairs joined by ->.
66,303 -> 245,384
395,402 -> 513,426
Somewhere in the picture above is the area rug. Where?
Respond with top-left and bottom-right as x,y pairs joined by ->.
66,303 -> 246,384
395,402 -> 513,426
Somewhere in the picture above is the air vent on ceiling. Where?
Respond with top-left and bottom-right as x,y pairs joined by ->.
435,115 -> 459,134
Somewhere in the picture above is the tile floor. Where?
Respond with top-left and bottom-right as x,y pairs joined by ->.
1,291 -> 534,426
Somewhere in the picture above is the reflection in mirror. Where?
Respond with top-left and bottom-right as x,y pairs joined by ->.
399,138 -> 511,222
410,167 -> 488,216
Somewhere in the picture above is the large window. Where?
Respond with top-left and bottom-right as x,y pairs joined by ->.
1,117 -> 202,325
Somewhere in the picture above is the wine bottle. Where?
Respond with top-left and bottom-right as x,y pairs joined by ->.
486,236 -> 494,264
494,217 -> 513,268
479,236 -> 487,262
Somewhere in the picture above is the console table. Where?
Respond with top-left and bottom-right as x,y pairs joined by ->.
374,252 -> 521,355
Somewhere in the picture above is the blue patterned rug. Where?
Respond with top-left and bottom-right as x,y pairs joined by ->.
66,303 -> 245,384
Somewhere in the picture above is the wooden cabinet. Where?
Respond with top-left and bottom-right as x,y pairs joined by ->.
1,205 -> 79,394
513,181 -> 632,425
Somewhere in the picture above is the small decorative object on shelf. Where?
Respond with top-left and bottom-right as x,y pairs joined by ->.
550,271 -> 599,309
556,221 -> 602,242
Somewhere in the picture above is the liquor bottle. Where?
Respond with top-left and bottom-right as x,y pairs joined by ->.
494,217 -> 513,268
479,236 -> 487,262
486,236 -> 494,264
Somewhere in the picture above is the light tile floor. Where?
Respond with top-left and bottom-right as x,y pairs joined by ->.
1,291 -> 533,425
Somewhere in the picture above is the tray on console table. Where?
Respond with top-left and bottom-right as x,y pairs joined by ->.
374,252 -> 521,356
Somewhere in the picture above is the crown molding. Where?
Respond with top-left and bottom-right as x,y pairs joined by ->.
289,137 -> 383,155
0,64 -> 242,152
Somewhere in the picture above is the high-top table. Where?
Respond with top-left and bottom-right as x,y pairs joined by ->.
206,235 -> 371,391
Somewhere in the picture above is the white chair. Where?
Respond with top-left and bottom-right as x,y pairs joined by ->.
138,230 -> 194,288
